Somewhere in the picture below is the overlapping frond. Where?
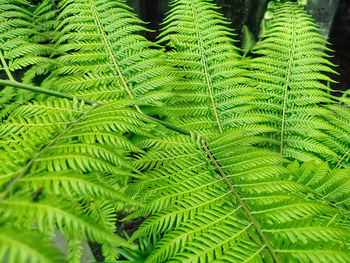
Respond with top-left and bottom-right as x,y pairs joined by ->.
249,1 -> 338,162
157,0 -> 263,135
44,0 -> 172,105
0,0 -> 173,260
0,0 -> 58,119
128,131 -> 350,262
0,0 -> 57,73
323,92 -> 350,168
1,194 -> 131,246
288,161 -> 350,213
1,102 -> 144,180
0,97 -> 152,261
0,225 -> 66,263
0,0 -> 349,262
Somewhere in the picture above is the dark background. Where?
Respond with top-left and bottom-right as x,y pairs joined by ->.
127,0 -> 350,92
330,0 -> 350,92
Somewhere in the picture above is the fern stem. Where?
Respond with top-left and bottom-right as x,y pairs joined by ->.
0,79 -> 192,138
146,116 -> 192,136
0,50 -> 15,81
280,7 -> 296,155
89,0 -> 142,114
90,1 -> 196,136
0,104 -> 99,198
200,138 -> 281,263
335,148 -> 350,169
190,0 -> 223,134
0,79 -> 98,106
2,77 -> 347,221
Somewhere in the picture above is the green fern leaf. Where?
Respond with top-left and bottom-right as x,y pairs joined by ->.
0,0 -> 58,119
156,0 -> 263,135
129,131 -> 350,262
0,195 -> 132,247
67,237 -> 83,263
249,1 -> 338,162
322,92 -> 350,168
0,98 -> 149,260
0,225 -> 66,263
43,0 -> 172,106
1,0 -> 349,262
288,161 -> 350,213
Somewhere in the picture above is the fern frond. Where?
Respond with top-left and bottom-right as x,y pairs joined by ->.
288,161 -> 350,212
18,171 -> 137,205
0,194 -> 132,247
249,1 -> 338,162
1,0 -> 349,261
0,0 -> 58,119
0,97 -> 152,259
0,100 -> 150,187
0,0 -> 57,73
129,131 -> 350,262
323,93 -> 350,168
67,237 -> 83,263
86,200 -> 122,260
43,0 -> 172,105
157,0 -> 262,135
0,225 -> 66,263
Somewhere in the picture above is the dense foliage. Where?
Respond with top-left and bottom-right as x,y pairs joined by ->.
0,0 -> 349,262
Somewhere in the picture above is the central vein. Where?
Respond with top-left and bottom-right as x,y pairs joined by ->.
280,7 -> 296,154
90,1 -> 143,114
201,138 -> 281,263
190,0 -> 223,134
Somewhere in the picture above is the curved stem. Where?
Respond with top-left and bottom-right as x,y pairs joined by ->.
0,79 -> 98,106
335,148 -> 350,169
0,50 -> 15,81
1,104 -> 99,198
201,138 -> 281,263
89,0 -> 143,114
190,0 -> 223,134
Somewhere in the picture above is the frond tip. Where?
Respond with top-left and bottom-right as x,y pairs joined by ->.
157,0 -> 260,135
48,0 -> 172,105
249,1 -> 338,162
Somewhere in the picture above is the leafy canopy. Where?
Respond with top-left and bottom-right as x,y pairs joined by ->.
0,0 -> 349,262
